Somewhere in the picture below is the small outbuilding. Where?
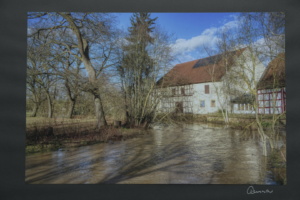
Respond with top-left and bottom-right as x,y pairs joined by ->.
231,94 -> 255,114
257,53 -> 286,114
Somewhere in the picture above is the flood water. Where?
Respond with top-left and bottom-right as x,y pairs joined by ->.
25,123 -> 284,184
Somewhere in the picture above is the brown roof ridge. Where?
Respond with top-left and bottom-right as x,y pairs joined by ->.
157,47 -> 247,87
176,47 -> 247,67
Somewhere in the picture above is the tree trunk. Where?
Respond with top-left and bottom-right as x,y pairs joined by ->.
123,89 -> 130,126
94,94 -> 107,129
255,111 -> 268,156
67,99 -> 76,119
46,92 -> 53,118
59,12 -> 107,128
30,103 -> 39,117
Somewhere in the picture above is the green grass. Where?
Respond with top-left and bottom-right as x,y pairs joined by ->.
26,142 -> 63,154
26,116 -> 97,125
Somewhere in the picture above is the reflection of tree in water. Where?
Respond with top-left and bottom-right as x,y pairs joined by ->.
210,129 -> 267,184
99,136 -> 189,183
25,124 -> 281,184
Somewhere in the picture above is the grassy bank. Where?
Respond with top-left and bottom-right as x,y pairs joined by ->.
155,113 -> 286,130
26,116 -> 149,154
268,146 -> 287,184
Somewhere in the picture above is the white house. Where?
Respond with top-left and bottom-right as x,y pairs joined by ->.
156,48 -> 265,114
257,53 -> 286,114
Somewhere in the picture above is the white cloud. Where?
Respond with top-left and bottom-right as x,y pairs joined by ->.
220,20 -> 239,31
171,27 -> 219,55
202,27 -> 218,35
170,18 -> 240,58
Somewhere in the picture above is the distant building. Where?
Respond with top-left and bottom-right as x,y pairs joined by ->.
257,53 -> 286,114
156,48 -> 265,114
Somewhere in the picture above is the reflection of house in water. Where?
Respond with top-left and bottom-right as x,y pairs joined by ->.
156,48 -> 265,114
257,53 -> 286,114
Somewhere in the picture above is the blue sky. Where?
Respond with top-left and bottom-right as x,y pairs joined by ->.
114,13 -> 240,64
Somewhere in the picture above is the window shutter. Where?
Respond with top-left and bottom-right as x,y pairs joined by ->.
205,85 -> 209,94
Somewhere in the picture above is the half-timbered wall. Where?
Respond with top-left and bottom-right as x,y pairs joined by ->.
257,87 -> 286,114
158,85 -> 194,113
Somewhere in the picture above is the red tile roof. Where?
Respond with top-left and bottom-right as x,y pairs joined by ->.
257,53 -> 285,89
157,48 -> 246,87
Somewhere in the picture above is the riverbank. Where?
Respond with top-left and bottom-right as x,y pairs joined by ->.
26,122 -> 285,184
26,117 -> 150,154
268,146 -> 287,184
26,115 -> 286,184
156,113 -> 286,130
26,113 -> 286,154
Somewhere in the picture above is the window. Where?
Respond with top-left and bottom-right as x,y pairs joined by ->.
211,100 -> 216,107
245,104 -> 249,110
172,88 -> 176,96
181,87 -> 185,95
249,105 -> 253,110
265,100 -> 270,107
200,100 -> 205,107
240,104 -> 244,110
205,85 -> 209,94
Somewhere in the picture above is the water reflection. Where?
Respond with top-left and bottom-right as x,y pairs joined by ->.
26,123 -> 282,184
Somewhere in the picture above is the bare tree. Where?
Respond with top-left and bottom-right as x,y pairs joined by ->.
27,40 -> 46,117
237,12 -> 285,155
60,51 -> 82,118
28,12 -> 119,128
47,40 -> 84,119
202,27 -> 237,124
27,35 -> 59,118
228,14 -> 272,156
249,12 -> 285,143
26,65 -> 46,117
117,13 -> 174,127
203,12 -> 285,156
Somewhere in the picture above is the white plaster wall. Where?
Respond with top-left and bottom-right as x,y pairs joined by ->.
191,82 -> 225,114
156,83 -> 226,114
156,49 -> 266,115
228,49 -> 265,93
221,49 -> 265,114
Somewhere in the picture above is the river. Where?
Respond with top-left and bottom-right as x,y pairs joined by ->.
25,123 -> 284,184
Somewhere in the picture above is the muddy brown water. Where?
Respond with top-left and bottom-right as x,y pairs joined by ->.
25,123 -> 284,184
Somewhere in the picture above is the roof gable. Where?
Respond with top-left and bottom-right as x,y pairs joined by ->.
257,53 -> 285,89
